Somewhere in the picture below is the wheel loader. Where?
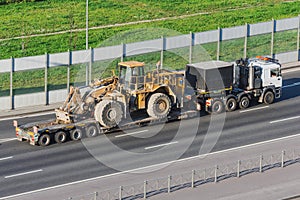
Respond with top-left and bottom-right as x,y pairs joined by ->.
56,61 -> 189,128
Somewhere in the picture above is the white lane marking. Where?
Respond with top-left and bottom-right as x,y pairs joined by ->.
0,138 -> 17,143
4,169 -> 43,179
239,106 -> 269,113
145,141 -> 178,150
0,111 -> 55,122
2,133 -> 300,200
270,116 -> 300,124
0,156 -> 13,161
282,82 -> 300,89
115,130 -> 148,138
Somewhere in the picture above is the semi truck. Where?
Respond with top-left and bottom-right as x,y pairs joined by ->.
14,56 -> 282,146
186,56 -> 282,114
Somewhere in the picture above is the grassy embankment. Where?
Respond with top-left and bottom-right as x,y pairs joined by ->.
0,0 -> 299,96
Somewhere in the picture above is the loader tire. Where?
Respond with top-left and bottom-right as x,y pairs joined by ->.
38,134 -> 51,146
147,93 -> 171,119
94,100 -> 123,128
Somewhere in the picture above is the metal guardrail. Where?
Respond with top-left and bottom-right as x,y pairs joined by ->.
0,16 -> 300,110
64,148 -> 300,200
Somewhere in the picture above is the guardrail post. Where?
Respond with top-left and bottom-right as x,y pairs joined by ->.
281,150 -> 285,168
119,186 -> 123,200
45,52 -> 49,105
143,180 -> 147,199
237,160 -> 241,178
161,36 -> 165,69
167,175 -> 172,193
67,49 -> 71,92
89,47 -> 93,84
244,23 -> 249,58
214,165 -> 218,183
297,15 -> 300,61
189,32 -> 194,63
259,155 -> 263,173
10,57 -> 14,110
271,19 -> 275,58
121,43 -> 126,62
217,27 -> 222,61
93,191 -> 98,200
191,169 -> 195,188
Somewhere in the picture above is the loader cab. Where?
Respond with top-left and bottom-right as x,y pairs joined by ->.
118,61 -> 145,91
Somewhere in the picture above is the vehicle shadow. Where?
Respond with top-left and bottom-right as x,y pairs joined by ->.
280,78 -> 300,101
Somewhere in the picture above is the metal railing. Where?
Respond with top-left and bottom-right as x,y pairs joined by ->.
64,148 -> 300,200
0,16 -> 300,110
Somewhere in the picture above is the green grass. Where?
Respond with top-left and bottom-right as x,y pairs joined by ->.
0,0 -> 299,96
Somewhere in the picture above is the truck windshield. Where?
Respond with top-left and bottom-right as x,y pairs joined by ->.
270,68 -> 280,77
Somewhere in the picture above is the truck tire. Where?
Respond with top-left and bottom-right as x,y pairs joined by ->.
239,96 -> 250,109
263,91 -> 275,104
94,100 -> 123,128
86,125 -> 98,137
38,134 -> 51,146
70,129 -> 82,141
226,98 -> 237,112
211,100 -> 224,114
147,93 -> 171,119
54,131 -> 67,144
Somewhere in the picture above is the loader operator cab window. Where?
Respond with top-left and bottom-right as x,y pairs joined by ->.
119,66 -> 145,90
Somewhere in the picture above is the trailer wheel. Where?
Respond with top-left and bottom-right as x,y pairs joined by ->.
94,100 -> 123,128
54,131 -> 67,144
70,129 -> 83,141
38,134 -> 51,146
239,96 -> 250,109
226,98 -> 237,112
147,93 -> 171,119
86,125 -> 98,137
211,100 -> 224,114
263,91 -> 275,104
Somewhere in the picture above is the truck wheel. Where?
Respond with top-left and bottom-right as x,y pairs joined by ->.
263,91 -> 275,104
147,93 -> 171,119
70,129 -> 82,141
239,96 -> 250,109
38,134 -> 51,146
54,131 -> 67,144
211,100 -> 224,114
86,125 -> 98,137
226,98 -> 237,112
94,100 -> 123,128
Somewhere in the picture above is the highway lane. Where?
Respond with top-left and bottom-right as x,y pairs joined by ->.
0,70 -> 299,197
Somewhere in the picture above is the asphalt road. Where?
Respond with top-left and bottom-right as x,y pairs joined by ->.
0,70 -> 299,198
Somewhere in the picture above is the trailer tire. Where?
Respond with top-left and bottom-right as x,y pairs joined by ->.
70,129 -> 83,141
94,100 -> 123,128
211,100 -> 224,114
86,125 -> 98,137
38,134 -> 51,146
54,131 -> 67,144
263,91 -> 275,104
239,96 -> 250,109
147,93 -> 171,119
226,98 -> 237,112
